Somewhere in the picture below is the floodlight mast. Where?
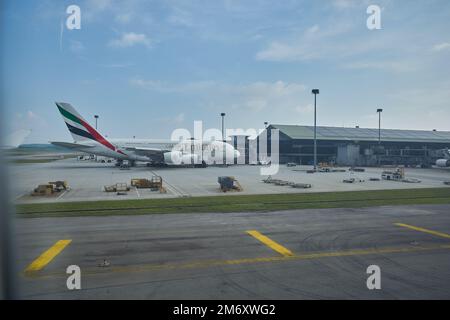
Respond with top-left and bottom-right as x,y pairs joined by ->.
221,113 -> 226,164
312,89 -> 320,170
376,108 -> 383,144
94,115 -> 99,130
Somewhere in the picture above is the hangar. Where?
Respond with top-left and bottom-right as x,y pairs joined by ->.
249,125 -> 450,166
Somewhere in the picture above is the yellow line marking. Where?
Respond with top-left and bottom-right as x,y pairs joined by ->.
246,230 -> 293,256
395,223 -> 450,239
25,240 -> 72,272
25,243 -> 450,280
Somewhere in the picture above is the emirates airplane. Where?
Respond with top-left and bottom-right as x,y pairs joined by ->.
51,102 -> 240,167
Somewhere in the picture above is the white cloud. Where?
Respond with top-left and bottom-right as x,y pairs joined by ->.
130,79 -> 163,90
342,60 -> 416,73
332,0 -> 359,9
167,7 -> 193,27
256,41 -> 309,62
87,0 -> 112,11
255,23 -> 357,62
131,79 -> 307,115
12,110 -> 47,133
131,78 -> 305,96
130,79 -> 216,93
305,25 -> 320,35
27,111 -> 37,119
232,81 -> 306,98
332,0 -> 374,9
115,13 -> 133,24
109,32 -> 152,48
83,0 -> 113,21
69,40 -> 85,54
174,113 -> 185,124
432,42 -> 450,52
294,104 -> 313,114
100,62 -> 134,68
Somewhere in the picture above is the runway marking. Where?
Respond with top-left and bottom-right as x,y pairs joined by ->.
15,193 -> 25,200
135,187 -> 141,198
26,243 -> 450,279
25,240 -> 72,273
395,223 -> 450,239
57,190 -> 67,199
246,230 -> 293,256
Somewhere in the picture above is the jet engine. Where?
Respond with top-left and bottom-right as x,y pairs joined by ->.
163,151 -> 201,165
436,159 -> 450,167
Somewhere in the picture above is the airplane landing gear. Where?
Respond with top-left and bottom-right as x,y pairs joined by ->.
194,161 -> 207,168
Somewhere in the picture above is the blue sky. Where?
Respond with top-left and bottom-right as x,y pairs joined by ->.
2,0 -> 450,143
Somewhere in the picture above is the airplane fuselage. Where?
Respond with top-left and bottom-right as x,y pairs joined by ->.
60,138 -> 239,165
52,102 -> 240,166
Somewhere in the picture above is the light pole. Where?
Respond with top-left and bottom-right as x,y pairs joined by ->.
312,89 -> 320,170
376,108 -> 383,144
220,113 -> 226,141
221,113 -> 226,165
264,121 -> 268,129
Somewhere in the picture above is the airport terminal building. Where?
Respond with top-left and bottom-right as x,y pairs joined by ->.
239,125 -> 450,166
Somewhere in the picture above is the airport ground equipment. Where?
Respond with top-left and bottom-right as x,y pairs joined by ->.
131,178 -> 152,188
291,183 -> 312,189
31,184 -> 55,196
48,181 -> 68,191
402,178 -> 421,183
262,176 -> 287,185
286,163 -> 297,167
32,181 -> 68,196
262,176 -> 311,188
349,167 -> 365,172
262,176 -> 283,184
381,167 -> 421,183
218,176 -> 243,192
382,168 -> 405,181
318,162 -> 333,172
104,183 -> 130,192
115,183 -> 130,192
131,176 -> 164,192
98,260 -> 111,268
343,177 -> 365,183
444,181 -> 450,185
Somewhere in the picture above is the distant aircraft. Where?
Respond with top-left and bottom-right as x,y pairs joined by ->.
435,149 -> 450,168
2,129 -> 31,149
51,102 -> 239,167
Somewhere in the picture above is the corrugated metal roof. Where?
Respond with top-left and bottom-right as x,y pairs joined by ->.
270,125 -> 450,143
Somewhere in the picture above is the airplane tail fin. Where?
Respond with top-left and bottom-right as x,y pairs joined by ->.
55,102 -> 119,154
56,102 -> 92,142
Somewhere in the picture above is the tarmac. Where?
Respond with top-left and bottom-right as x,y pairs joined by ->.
16,204 -> 450,299
9,158 -> 450,203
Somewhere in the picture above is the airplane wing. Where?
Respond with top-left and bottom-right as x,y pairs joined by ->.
123,146 -> 170,162
50,141 -> 95,149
